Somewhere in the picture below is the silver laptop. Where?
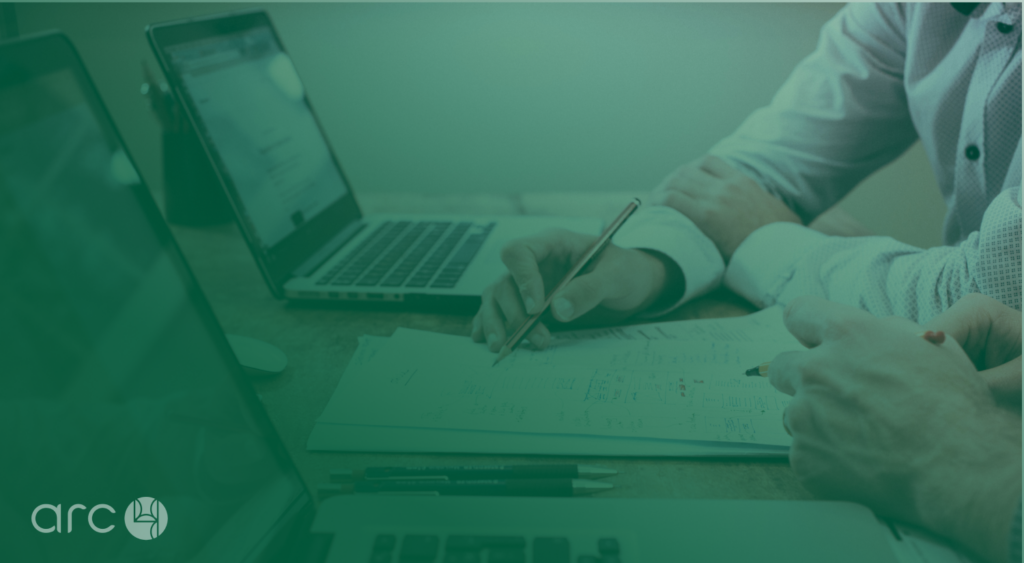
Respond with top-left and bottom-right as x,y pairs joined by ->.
146,10 -> 600,305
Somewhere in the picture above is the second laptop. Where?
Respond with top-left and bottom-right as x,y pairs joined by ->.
147,9 -> 601,306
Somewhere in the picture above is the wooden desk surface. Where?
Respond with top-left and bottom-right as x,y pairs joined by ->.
167,192 -> 853,504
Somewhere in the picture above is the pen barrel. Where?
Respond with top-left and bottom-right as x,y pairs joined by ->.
500,199 -> 640,354
364,466 -> 578,480
352,479 -> 576,497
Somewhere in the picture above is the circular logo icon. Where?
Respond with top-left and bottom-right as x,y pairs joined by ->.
124,498 -> 168,540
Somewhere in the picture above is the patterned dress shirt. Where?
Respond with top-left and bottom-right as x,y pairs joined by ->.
614,2 -> 1022,323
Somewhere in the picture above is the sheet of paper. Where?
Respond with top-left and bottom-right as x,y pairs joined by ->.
317,308 -> 802,447
310,334 -> 787,456
555,307 -> 795,343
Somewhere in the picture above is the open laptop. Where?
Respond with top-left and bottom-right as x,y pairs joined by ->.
0,30 -> 944,563
146,10 -> 601,305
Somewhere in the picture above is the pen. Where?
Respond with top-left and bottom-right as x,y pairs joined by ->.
744,330 -> 947,377
493,199 -> 642,366
329,479 -> 612,497
331,464 -> 617,482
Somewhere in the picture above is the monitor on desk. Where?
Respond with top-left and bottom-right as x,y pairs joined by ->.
0,31 -> 315,562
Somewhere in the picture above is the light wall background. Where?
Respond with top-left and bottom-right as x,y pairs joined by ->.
12,2 -> 948,248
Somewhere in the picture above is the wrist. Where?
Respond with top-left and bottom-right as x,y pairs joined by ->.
635,249 -> 684,315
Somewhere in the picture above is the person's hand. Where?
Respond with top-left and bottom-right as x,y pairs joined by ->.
925,293 -> 1022,410
471,229 -> 676,352
651,155 -> 800,260
769,296 -> 1022,563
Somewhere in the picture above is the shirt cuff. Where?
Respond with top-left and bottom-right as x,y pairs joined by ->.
725,222 -> 828,308
612,205 -> 725,315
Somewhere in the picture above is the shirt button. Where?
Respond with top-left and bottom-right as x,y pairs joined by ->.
965,144 -> 981,160
996,22 -> 1014,34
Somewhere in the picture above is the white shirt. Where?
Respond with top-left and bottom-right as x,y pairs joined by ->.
614,2 -> 1022,322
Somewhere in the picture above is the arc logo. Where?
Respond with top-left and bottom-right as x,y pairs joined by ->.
32,498 -> 168,540
124,497 -> 168,540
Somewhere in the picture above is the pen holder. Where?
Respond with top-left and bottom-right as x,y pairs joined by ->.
162,123 -> 232,227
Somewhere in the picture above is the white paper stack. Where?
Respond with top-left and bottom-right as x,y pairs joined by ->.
308,307 -> 802,457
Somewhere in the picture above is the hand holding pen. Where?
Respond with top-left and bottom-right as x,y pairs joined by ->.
491,200 -> 641,365
472,199 -> 682,355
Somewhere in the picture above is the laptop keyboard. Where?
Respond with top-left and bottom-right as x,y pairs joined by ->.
368,534 -> 622,563
315,221 -> 496,290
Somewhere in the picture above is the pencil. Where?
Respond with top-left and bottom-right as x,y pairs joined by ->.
743,330 -> 947,377
744,363 -> 770,377
492,198 -> 641,367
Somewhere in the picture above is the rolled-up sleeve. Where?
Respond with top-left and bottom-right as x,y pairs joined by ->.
710,2 -> 919,223
724,187 -> 1022,323
619,3 -> 924,315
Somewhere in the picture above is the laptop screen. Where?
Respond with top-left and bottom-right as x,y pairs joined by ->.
0,33 -> 310,562
165,26 -> 349,249
150,12 -> 364,295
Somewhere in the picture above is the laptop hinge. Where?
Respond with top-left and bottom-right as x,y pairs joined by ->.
292,220 -> 366,279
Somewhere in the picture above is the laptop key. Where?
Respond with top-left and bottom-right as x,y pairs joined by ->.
354,221 -> 434,286
428,223 -> 494,288
385,224 -> 449,286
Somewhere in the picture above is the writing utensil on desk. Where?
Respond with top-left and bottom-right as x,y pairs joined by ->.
744,330 -> 948,377
333,479 -> 612,497
493,198 -> 642,367
331,464 -> 617,482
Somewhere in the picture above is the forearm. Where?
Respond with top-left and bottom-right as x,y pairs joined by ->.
726,225 -> 965,322
709,3 -> 917,222
636,249 -> 684,314
726,187 -> 1022,323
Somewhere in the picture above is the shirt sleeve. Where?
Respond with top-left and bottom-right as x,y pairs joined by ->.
709,3 -> 919,224
612,204 -> 724,315
724,186 -> 1022,323
610,3 -> 921,315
